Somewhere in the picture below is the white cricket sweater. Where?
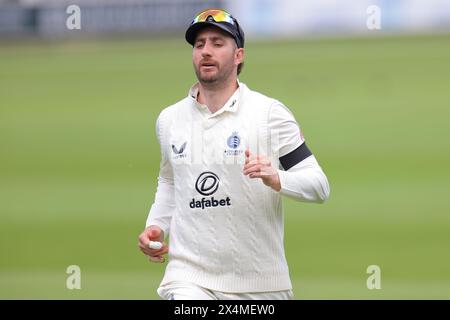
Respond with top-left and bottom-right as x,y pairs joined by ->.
146,82 -> 330,293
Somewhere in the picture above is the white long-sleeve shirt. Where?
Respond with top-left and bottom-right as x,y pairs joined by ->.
146,82 -> 330,292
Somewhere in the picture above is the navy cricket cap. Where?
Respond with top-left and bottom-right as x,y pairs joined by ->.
185,9 -> 245,48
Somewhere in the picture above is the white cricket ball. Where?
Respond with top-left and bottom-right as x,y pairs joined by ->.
148,241 -> 163,250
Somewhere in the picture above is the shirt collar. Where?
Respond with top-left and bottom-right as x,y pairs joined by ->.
188,81 -> 241,118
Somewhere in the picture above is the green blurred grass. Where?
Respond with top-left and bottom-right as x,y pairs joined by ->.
1,34 -> 450,299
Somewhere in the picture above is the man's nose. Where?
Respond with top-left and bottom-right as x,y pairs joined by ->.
201,42 -> 213,57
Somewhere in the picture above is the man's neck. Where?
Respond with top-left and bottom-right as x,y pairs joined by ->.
197,78 -> 239,114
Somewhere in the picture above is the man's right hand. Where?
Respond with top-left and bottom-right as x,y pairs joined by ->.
138,225 -> 169,263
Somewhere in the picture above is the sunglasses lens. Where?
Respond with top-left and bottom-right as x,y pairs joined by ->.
193,9 -> 234,25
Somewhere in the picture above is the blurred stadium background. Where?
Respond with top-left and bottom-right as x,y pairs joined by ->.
1,0 -> 450,299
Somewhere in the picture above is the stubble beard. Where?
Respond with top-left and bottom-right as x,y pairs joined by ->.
195,63 -> 234,87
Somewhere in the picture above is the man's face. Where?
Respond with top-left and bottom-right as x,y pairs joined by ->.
192,26 -> 243,85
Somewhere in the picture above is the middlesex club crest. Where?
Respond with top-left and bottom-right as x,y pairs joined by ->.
227,131 -> 240,149
224,131 -> 243,156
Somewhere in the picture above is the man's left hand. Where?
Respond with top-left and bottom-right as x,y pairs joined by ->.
243,149 -> 281,192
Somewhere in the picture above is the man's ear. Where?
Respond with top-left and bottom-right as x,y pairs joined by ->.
235,48 -> 244,65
